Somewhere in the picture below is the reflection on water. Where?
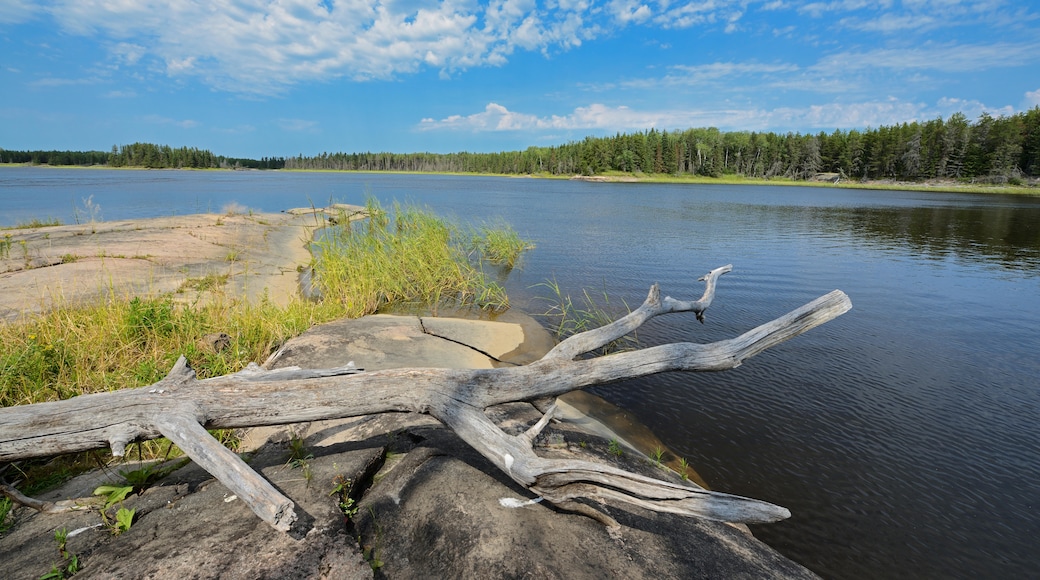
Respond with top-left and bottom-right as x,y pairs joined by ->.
841,203 -> 1040,272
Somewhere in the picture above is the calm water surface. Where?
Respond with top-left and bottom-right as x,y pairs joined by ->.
3,167 -> 1040,579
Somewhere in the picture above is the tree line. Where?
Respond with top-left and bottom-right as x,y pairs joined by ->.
0,143 -> 287,170
3,108 -> 1039,183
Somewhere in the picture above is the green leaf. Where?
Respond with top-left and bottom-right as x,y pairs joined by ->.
93,484 -> 133,509
115,507 -> 136,534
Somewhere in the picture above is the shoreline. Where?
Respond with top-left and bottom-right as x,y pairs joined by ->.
4,162 -> 1038,196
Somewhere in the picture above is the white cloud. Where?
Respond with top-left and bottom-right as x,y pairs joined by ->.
28,77 -> 96,88
21,0 -> 1040,97
141,114 -> 199,129
1026,89 -> 1040,107
277,118 -> 320,132
0,0 -> 35,24
38,0 -> 603,94
812,42 -> 1040,75
417,97 -> 1023,135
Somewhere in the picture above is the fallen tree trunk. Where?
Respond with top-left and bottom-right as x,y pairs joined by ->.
0,265 -> 851,533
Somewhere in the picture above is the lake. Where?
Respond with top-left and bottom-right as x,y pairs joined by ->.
3,167 -> 1040,578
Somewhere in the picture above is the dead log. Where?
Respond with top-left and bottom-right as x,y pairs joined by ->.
0,265 -> 851,533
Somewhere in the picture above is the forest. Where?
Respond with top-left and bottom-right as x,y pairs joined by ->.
3,108 -> 1039,184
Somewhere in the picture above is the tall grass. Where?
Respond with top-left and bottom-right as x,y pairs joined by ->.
312,199 -> 523,316
0,200 -> 532,408
536,278 -> 638,356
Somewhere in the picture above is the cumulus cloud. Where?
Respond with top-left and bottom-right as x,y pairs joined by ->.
417,97 -> 1012,134
420,99 -> 952,134
36,0 -> 604,94
19,0 -> 1040,98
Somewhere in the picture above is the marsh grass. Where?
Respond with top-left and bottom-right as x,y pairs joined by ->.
536,278 -> 638,355
312,199 -> 523,315
468,219 -> 533,269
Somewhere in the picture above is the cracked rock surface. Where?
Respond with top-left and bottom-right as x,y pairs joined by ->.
1,314 -> 818,580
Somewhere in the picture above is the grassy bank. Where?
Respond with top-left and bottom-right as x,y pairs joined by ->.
579,170 -> 1040,195
1,200 -> 530,408
0,200 -> 530,493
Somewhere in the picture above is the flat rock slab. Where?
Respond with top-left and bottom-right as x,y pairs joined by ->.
262,312 -> 547,372
0,212 -> 319,321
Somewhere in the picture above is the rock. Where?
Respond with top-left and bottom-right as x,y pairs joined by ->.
0,213 -> 317,321
0,314 -> 818,579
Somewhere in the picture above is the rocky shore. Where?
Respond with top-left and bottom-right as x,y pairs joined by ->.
0,212 -> 819,578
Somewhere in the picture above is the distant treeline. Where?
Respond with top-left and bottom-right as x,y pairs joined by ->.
265,109 -> 1040,183
3,109 -> 1039,183
0,143 -> 286,170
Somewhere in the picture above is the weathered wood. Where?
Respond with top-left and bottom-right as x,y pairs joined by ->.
0,266 -> 852,532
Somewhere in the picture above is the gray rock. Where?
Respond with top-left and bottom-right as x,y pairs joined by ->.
0,313 -> 818,579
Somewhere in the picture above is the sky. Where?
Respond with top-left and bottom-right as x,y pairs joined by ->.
1,0 -> 1039,159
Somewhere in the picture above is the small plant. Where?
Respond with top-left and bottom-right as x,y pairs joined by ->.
41,527 -> 80,579
93,485 -> 136,535
468,220 -> 533,269
650,446 -> 665,466
93,484 -> 133,509
677,457 -> 691,481
224,249 -> 241,262
286,434 -> 314,483
286,434 -> 313,467
1,233 -> 12,258
74,195 -> 102,232
39,554 -> 80,580
55,527 -> 69,557
362,508 -> 385,570
60,254 -> 78,264
222,202 -> 248,216
0,496 -> 13,535
608,438 -> 624,457
330,474 -> 359,519
119,458 -> 189,488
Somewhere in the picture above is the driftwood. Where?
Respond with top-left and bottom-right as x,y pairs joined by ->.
0,265 -> 851,533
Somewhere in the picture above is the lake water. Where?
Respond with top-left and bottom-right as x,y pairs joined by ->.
3,167 -> 1040,578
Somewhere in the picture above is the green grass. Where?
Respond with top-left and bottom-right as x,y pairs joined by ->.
0,202 -> 531,497
536,278 -> 638,355
311,199 -> 525,316
1,218 -> 63,230
468,219 -> 534,269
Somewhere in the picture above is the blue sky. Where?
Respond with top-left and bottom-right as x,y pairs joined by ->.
2,0 -> 1039,158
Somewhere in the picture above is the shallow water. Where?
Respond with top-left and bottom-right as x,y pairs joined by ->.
3,167 -> 1040,578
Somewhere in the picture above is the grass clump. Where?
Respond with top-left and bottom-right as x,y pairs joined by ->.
312,199 -> 527,316
536,278 -> 638,355
468,219 -> 533,269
